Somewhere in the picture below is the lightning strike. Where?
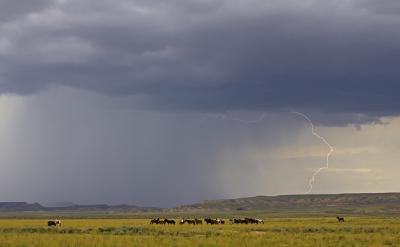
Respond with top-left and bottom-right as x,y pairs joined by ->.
203,111 -> 334,194
292,111 -> 334,194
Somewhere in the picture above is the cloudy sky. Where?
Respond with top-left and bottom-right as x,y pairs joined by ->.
0,0 -> 399,207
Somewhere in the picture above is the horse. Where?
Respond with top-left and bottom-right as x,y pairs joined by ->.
204,218 -> 213,224
150,218 -> 160,224
245,218 -> 259,224
235,218 -> 248,224
230,218 -> 242,224
205,218 -> 218,224
231,218 -> 248,224
55,219 -> 62,226
336,216 -> 345,222
214,218 -> 224,224
47,219 -> 61,227
48,220 -> 57,227
185,219 -> 196,225
194,218 -> 202,224
164,219 -> 176,225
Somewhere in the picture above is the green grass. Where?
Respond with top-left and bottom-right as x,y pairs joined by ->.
0,217 -> 399,246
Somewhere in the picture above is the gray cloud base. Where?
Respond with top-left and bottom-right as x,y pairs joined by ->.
1,1 -> 400,205
0,0 -> 400,124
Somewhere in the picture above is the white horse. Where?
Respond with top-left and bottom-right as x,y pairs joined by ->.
54,219 -> 62,226
256,219 -> 264,224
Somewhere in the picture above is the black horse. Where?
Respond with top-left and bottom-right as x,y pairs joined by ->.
205,218 -> 218,224
185,219 -> 196,225
336,216 -> 345,222
179,218 -> 196,224
231,218 -> 249,224
164,219 -> 176,225
48,221 -> 56,226
47,220 -> 61,226
150,218 -> 160,224
245,218 -> 260,224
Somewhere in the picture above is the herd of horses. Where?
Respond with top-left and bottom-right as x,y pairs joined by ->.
230,218 -> 264,224
150,218 -> 207,225
149,216 -> 345,225
46,216 -> 345,227
151,217 -> 265,225
150,218 -> 177,225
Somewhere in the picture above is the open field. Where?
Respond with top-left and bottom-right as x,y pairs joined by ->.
0,217 -> 400,246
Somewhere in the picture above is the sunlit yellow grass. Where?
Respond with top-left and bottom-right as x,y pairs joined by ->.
0,217 -> 399,246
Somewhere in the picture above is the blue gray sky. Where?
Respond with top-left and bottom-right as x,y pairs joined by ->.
0,0 -> 399,207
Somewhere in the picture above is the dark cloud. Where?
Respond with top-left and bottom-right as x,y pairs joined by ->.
0,87 -> 396,206
0,0 -> 399,124
360,0 -> 400,15
0,0 -> 52,22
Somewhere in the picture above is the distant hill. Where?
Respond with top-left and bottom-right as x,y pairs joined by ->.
0,202 -> 46,212
0,202 -> 160,212
3,193 -> 400,215
173,193 -> 400,214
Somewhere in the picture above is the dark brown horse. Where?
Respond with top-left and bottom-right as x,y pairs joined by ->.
47,219 -> 61,227
185,219 -> 196,225
164,219 -> 176,225
150,218 -> 160,224
336,216 -> 345,222
245,218 -> 260,224
231,218 -> 249,224
205,218 -> 218,224
48,221 -> 57,227
180,218 -> 196,224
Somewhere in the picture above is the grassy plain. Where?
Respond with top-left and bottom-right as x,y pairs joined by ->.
0,216 -> 399,246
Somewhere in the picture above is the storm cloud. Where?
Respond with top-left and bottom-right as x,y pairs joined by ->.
0,0 -> 399,123
0,0 -> 400,207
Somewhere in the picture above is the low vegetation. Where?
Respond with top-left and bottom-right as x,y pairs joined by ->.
0,217 -> 400,246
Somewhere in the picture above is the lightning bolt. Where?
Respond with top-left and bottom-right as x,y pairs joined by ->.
292,111 -> 334,194
203,111 -> 334,194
